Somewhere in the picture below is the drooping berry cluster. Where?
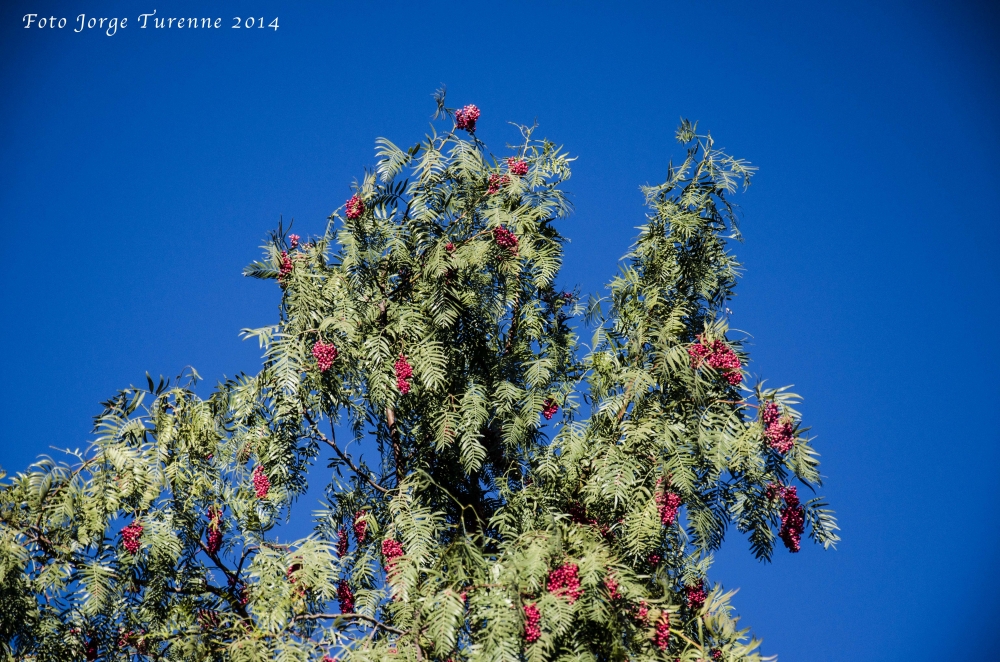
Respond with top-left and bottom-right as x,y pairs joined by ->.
779,486 -> 805,553
685,580 -> 707,611
288,234 -> 300,249
337,579 -> 355,613
345,194 -> 365,220
278,251 -> 294,282
336,528 -> 349,557
206,507 -> 223,555
312,340 -> 339,372
654,613 -> 671,651
394,355 -> 413,394
761,401 -> 795,454
121,521 -> 143,555
493,226 -> 519,252
634,600 -> 650,625
455,104 -> 480,132
353,511 -> 368,544
542,398 -> 559,420
487,173 -> 510,194
507,157 -> 529,176
547,563 -> 582,603
655,489 -> 682,525
688,339 -> 743,385
604,576 -> 621,600
445,241 -> 455,252
381,538 -> 404,566
523,603 -> 541,643
251,465 -> 270,499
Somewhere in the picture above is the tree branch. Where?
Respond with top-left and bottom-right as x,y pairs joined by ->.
303,410 -> 388,495
293,612 -> 404,635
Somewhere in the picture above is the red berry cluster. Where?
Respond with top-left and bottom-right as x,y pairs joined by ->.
654,613 -> 671,651
635,600 -> 650,625
688,339 -> 742,385
278,251 -> 294,282
312,340 -> 339,372
647,553 -> 662,566
382,538 -> 404,566
394,355 -> 413,394
206,507 -> 223,555
655,490 -> 682,525
523,603 -> 541,643
336,528 -> 348,557
507,157 -> 529,176
337,579 -> 355,613
547,563 -> 583,603
288,234 -> 300,249
322,657 -> 337,662
455,104 -> 480,132
779,486 -> 805,553
493,226 -> 519,252
685,581 -> 707,611
121,521 -> 143,555
345,194 -> 365,220
353,511 -> 368,544
542,398 -> 559,420
604,576 -> 621,600
445,241 -> 455,252
287,560 -> 302,582
761,402 -> 795,454
487,173 -> 510,194
251,465 -> 270,499
711,649 -> 723,661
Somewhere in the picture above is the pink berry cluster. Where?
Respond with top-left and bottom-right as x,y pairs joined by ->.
288,234 -> 300,249
455,104 -> 480,132
761,402 -> 795,454
711,649 -> 723,661
279,251 -> 294,281
382,538 -> 404,566
547,562 -> 583,603
345,194 -> 365,220
337,579 -> 355,613
507,157 -> 529,176
604,576 -> 621,600
542,398 -> 559,420
654,613 -> 671,651
206,507 -> 223,555
322,657 -> 338,662
445,241 -> 456,252
634,600 -> 650,625
655,489 -> 682,525
287,560 -> 302,582
685,581 -> 707,611
487,173 -> 510,194
121,521 -> 143,555
523,603 -> 541,643
353,511 -> 368,544
395,355 -> 413,394
647,553 -> 662,566
493,226 -> 519,252
252,465 -> 270,499
779,486 -> 805,553
688,339 -> 743,385
336,528 -> 349,557
312,340 -> 339,372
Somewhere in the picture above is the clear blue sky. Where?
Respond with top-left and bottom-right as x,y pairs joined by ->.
2,1 -> 998,660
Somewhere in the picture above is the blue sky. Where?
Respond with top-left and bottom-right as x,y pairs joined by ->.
2,1 -> 998,660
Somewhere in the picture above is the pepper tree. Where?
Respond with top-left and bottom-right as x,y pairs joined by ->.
0,91 -> 839,662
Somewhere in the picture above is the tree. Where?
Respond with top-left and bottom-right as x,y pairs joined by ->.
0,91 -> 839,662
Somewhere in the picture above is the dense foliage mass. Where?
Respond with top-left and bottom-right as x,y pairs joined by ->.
0,92 -> 838,662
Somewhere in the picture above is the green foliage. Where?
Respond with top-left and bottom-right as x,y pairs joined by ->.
1,96 -> 836,661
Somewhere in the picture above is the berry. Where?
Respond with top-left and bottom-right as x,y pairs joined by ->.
312,340 -> 339,373
654,613 -> 671,651
542,398 -> 559,420
647,553 -> 661,566
345,194 -> 365,220
779,486 -> 805,553
121,521 -> 143,555
337,579 -> 355,613
278,251 -> 294,281
761,403 -> 795,454
492,226 -> 519,252
455,104 -> 481,132
686,581 -> 706,611
251,465 -> 270,499
445,242 -> 455,252
712,649 -> 723,661
353,511 -> 368,544
523,603 -> 541,643
207,528 -> 222,555
604,576 -> 621,600
655,490 -> 682,525
487,173 -> 510,194
689,339 -> 742,385
507,157 -> 529,176
394,355 -> 413,394
336,528 -> 349,557
288,234 -> 300,248
547,563 -> 583,603
635,600 -> 650,625
382,538 -> 404,567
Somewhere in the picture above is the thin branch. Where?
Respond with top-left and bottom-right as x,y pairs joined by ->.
293,612 -> 404,635
303,410 -> 388,495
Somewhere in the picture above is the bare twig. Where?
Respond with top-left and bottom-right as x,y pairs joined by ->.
303,410 -> 388,495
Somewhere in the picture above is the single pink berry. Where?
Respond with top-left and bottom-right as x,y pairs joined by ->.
121,521 -> 143,555
507,157 -> 529,176
312,340 -> 339,372
542,398 -> 559,420
251,465 -> 270,499
455,104 -> 481,132
345,194 -> 365,220
288,234 -> 300,248
523,603 -> 541,643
